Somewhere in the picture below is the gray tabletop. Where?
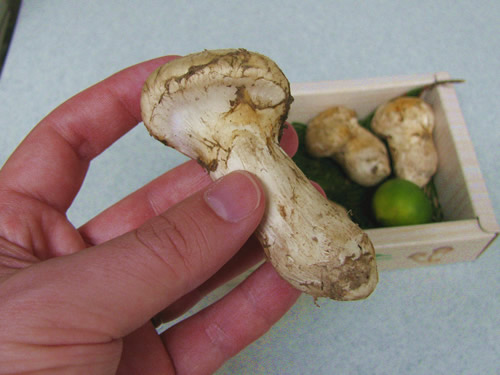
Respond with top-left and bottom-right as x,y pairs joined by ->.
0,1 -> 498,374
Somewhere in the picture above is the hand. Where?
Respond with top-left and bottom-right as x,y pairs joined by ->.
0,57 -> 301,375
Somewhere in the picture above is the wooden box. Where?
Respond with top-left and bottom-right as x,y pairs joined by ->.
288,72 -> 499,271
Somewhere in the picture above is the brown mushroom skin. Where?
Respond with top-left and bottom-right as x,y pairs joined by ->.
306,106 -> 391,187
141,49 -> 378,300
371,97 -> 438,187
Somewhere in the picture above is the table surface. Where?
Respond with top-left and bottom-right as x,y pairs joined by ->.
0,1 -> 498,374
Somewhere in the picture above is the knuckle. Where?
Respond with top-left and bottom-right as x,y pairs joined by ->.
202,283 -> 274,361
238,282 -> 274,328
133,210 -> 209,281
204,320 -> 236,358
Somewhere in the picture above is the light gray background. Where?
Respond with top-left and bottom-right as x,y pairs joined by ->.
0,1 -> 498,374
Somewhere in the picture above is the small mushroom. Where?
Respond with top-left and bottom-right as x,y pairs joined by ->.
141,49 -> 378,300
306,105 -> 391,186
371,97 -> 438,187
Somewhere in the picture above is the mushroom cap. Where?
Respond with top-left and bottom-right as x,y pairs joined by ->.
141,49 -> 293,171
371,96 -> 435,137
306,106 -> 359,157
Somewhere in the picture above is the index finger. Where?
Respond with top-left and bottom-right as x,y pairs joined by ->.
0,56 -> 178,213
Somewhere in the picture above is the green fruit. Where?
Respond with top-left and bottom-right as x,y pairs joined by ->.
372,178 -> 433,227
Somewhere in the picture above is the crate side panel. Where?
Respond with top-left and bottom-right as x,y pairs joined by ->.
434,82 -> 500,233
423,86 -> 475,221
289,74 -> 437,122
374,235 -> 493,271
368,220 -> 494,271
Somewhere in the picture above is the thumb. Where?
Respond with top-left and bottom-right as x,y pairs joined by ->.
2,171 -> 265,343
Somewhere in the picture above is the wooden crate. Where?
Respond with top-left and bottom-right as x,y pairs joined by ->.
288,72 -> 499,271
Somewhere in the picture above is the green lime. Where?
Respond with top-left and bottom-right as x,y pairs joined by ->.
372,178 -> 433,227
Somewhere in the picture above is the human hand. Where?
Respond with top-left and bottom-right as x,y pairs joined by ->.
0,57 -> 301,374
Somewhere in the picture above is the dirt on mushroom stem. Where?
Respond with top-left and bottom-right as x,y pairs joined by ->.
211,133 -> 377,300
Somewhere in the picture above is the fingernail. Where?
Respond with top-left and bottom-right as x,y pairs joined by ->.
204,171 -> 261,223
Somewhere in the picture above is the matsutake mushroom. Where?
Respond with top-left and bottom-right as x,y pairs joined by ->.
141,49 -> 378,300
306,105 -> 391,187
371,97 -> 438,187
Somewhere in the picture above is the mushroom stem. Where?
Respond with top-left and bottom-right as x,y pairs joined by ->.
218,135 -> 377,300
